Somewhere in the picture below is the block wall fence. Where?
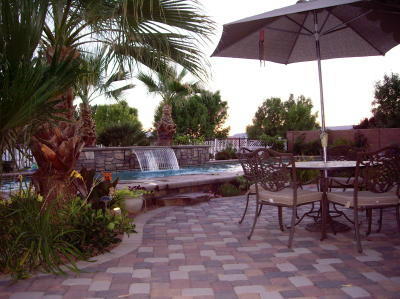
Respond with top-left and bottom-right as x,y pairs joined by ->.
286,128 -> 400,152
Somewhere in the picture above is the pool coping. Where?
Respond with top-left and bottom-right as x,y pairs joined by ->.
117,170 -> 244,191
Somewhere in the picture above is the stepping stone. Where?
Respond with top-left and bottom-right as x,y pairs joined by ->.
156,192 -> 213,206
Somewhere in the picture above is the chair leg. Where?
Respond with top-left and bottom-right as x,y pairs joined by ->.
396,206 -> 400,233
376,208 -> 383,233
288,205 -> 297,248
239,193 -> 251,224
366,208 -> 372,236
248,202 -> 260,240
258,204 -> 263,216
278,206 -> 284,232
354,207 -> 363,253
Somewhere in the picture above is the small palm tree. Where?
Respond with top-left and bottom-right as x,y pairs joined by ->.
137,66 -> 199,105
137,65 -> 199,144
76,49 -> 135,146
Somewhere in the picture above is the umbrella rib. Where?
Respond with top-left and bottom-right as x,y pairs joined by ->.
321,10 -> 373,36
330,12 -> 384,56
319,11 -> 332,34
264,26 -> 311,36
285,12 -> 309,65
285,15 -> 313,35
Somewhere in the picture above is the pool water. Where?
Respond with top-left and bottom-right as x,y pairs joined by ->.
0,163 -> 242,191
113,163 -> 242,180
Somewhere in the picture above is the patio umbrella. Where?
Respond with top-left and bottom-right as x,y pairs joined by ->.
211,0 -> 400,162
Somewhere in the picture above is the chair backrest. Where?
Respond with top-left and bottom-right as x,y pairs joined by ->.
355,146 -> 400,194
238,148 -> 296,192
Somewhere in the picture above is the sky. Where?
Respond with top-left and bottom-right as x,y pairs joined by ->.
92,0 -> 400,135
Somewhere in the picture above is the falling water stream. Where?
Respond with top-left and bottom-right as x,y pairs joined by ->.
133,148 -> 179,171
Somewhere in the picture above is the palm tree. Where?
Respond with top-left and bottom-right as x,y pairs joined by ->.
137,66 -> 199,104
76,49 -> 135,146
0,0 -> 80,171
23,0 -> 214,200
137,65 -> 199,145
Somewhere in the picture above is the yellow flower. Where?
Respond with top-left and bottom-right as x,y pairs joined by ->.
70,170 -> 83,180
37,195 -> 44,202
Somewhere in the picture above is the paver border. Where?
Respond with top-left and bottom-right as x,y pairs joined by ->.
0,206 -> 174,282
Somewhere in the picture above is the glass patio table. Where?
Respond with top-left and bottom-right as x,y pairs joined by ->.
295,160 -> 358,238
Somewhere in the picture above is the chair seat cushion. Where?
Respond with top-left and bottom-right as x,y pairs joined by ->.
249,185 -> 322,206
327,191 -> 399,207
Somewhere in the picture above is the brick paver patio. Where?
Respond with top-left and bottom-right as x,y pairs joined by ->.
1,195 -> 400,298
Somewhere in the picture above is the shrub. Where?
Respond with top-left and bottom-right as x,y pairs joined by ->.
174,135 -> 205,145
62,197 -> 135,256
215,146 -> 237,160
0,176 -> 135,280
293,134 -> 321,156
260,134 -> 285,151
331,138 -> 354,147
218,183 -> 240,197
354,131 -> 368,149
296,169 -> 319,185
0,188 -> 84,279
235,176 -> 250,191
97,122 -> 149,146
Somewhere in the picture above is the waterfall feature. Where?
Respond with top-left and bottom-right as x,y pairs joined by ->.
133,148 -> 179,171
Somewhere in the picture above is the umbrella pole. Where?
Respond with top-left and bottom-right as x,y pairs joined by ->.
313,11 -> 327,164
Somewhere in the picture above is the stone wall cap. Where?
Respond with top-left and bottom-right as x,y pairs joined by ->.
81,145 -> 210,152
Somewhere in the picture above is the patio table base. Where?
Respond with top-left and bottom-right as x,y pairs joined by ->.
305,219 -> 351,233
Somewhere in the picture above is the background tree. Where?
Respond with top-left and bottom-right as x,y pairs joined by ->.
154,90 -> 229,139
246,94 -> 319,139
97,123 -> 148,146
372,73 -> 400,127
94,101 -> 148,146
354,73 -> 400,129
76,49 -> 135,146
94,101 -> 142,135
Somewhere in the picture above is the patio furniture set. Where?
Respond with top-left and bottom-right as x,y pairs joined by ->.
237,145 -> 400,253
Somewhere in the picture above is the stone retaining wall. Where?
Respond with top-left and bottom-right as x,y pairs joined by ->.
76,145 -> 210,172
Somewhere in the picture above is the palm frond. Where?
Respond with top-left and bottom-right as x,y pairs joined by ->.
105,84 -> 136,101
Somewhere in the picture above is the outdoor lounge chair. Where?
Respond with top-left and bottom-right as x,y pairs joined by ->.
238,148 -> 322,248
327,146 -> 400,253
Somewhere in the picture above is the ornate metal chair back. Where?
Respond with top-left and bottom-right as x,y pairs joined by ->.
355,146 -> 400,195
238,148 -> 296,192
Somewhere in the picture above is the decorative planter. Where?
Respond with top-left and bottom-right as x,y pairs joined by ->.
124,196 -> 144,213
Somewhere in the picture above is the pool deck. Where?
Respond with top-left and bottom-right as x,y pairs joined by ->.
1,192 -> 400,298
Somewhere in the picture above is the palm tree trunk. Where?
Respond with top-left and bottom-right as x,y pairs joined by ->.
156,103 -> 176,146
30,46 -> 85,201
80,102 -> 97,147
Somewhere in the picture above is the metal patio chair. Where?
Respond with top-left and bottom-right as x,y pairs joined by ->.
238,148 -> 322,248
327,146 -> 400,253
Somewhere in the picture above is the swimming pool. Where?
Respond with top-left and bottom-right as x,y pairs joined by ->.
0,163 -> 242,191
113,163 -> 242,180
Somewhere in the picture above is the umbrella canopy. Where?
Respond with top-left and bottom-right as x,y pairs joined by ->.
212,0 -> 400,64
212,0 -> 400,161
